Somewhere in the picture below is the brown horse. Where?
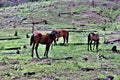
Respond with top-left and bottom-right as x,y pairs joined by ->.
51,29 -> 69,45
88,33 -> 99,52
30,31 -> 57,58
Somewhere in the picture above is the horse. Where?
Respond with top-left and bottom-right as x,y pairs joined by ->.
88,33 -> 99,52
30,31 -> 57,58
51,29 -> 69,45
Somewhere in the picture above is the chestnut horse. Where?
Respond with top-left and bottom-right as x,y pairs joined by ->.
30,31 -> 57,58
51,29 -> 69,45
88,33 -> 99,52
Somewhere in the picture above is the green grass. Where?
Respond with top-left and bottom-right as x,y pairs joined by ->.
0,27 -> 120,80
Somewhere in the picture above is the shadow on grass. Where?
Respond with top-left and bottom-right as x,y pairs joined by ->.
31,57 -> 73,63
55,43 -> 87,46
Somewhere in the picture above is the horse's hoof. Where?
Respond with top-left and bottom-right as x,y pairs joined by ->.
46,56 -> 48,58
31,55 -> 33,58
44,55 -> 46,57
37,56 -> 40,58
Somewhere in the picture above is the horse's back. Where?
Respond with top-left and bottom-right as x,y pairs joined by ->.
33,32 -> 49,43
88,33 -> 99,41
56,29 -> 68,37
35,32 -> 53,44
33,32 -> 42,43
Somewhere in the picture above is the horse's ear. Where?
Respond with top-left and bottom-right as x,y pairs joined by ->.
55,31 -> 60,34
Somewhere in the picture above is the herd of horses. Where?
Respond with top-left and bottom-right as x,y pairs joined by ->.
30,29 -> 99,58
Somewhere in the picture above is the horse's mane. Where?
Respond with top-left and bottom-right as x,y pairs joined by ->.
91,33 -> 95,35
47,32 -> 55,39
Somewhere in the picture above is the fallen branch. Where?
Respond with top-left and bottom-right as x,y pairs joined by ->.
0,37 -> 20,40
57,27 -> 76,29
104,38 -> 120,44
68,30 -> 97,32
23,20 -> 47,25
5,47 -> 21,50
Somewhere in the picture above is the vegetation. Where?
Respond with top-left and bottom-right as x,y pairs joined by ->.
0,0 -> 120,80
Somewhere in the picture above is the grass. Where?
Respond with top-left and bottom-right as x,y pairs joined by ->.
0,27 -> 120,80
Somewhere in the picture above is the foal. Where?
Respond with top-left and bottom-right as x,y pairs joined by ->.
51,29 -> 69,45
30,31 -> 56,58
88,33 -> 99,52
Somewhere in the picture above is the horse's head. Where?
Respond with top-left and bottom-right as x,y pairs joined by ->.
48,31 -> 58,40
51,30 -> 60,41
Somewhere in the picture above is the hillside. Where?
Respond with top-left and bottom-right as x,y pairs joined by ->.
0,0 -> 120,29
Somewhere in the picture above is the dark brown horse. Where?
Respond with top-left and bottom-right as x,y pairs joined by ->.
30,31 -> 57,58
51,29 -> 69,45
88,33 -> 99,52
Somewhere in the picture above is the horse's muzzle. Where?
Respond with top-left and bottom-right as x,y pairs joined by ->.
55,38 -> 58,41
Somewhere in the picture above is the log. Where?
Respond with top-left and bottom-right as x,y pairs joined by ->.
24,72 -> 35,76
5,47 -> 21,50
58,11 -> 80,16
104,38 -> 120,44
68,30 -> 97,32
0,37 -> 20,40
57,27 -> 76,29
81,68 -> 94,71
56,28 -> 97,32
23,20 -> 47,25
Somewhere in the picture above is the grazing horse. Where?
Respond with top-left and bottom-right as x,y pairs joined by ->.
51,29 -> 69,45
88,33 -> 99,52
30,31 -> 57,58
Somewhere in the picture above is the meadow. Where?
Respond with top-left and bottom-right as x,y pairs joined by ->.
0,0 -> 120,80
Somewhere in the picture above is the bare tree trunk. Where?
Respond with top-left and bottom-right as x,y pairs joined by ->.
92,0 -> 96,8
32,24 -> 34,33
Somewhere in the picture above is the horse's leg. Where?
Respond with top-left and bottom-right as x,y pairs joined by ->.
93,41 -> 95,50
90,40 -> 92,51
96,40 -> 99,52
31,43 -> 35,58
35,44 -> 40,58
88,39 -> 90,51
44,51 -> 46,57
46,45 -> 50,58
66,37 -> 68,43
63,36 -> 65,45
44,45 -> 47,57
45,44 -> 50,58
88,35 -> 91,51
66,32 -> 69,43
54,40 -> 57,45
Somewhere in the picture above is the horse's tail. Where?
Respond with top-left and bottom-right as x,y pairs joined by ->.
30,34 -> 34,46
88,33 -> 91,51
88,33 -> 91,44
88,34 -> 90,42
66,31 -> 69,43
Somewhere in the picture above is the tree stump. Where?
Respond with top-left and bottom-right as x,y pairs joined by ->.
112,46 -> 117,52
14,31 -> 18,36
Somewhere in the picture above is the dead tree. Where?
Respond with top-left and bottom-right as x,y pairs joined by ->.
92,0 -> 96,8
